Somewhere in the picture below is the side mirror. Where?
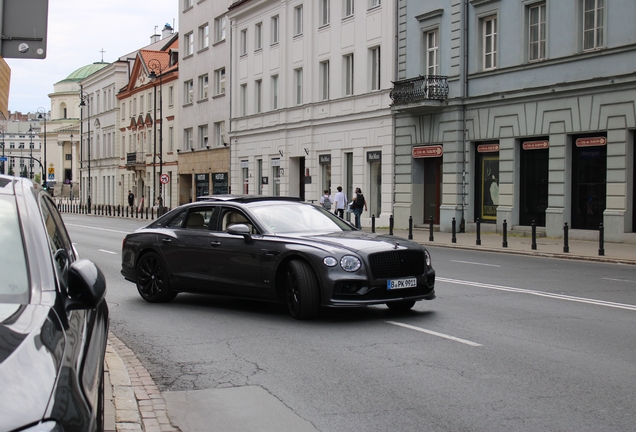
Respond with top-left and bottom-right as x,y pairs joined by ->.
227,223 -> 252,240
65,259 -> 107,311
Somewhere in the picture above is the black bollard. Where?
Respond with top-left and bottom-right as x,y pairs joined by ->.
563,222 -> 569,253
408,216 -> 413,240
452,217 -> 457,243
599,223 -> 605,256
429,216 -> 434,242
476,218 -> 481,245
371,214 -> 376,233
531,220 -> 537,250
389,215 -> 394,235
502,219 -> 508,248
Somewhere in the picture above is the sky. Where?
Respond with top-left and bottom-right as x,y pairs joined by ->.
5,0 -> 178,114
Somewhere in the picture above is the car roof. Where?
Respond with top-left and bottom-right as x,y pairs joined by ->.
196,194 -> 302,203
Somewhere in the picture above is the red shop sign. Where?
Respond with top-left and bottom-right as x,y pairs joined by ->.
522,140 -> 549,150
576,137 -> 606,147
412,145 -> 443,158
477,144 -> 500,153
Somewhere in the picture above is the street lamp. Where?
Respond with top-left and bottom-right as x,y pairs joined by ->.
148,58 -> 164,212
28,126 -> 34,180
0,127 -> 5,175
37,107 -> 47,188
79,85 -> 91,212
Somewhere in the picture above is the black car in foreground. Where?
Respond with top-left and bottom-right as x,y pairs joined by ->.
122,196 -> 435,319
0,175 -> 108,432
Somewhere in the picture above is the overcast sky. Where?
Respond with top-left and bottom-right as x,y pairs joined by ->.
6,0 -> 178,114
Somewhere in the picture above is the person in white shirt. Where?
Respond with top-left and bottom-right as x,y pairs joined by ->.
333,186 -> 347,218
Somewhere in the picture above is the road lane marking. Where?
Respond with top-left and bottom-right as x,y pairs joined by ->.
65,223 -> 130,235
451,260 -> 501,267
439,277 -> 636,311
98,249 -> 118,255
603,277 -> 636,284
386,321 -> 482,347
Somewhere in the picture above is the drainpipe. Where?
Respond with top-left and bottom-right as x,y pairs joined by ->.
460,0 -> 469,233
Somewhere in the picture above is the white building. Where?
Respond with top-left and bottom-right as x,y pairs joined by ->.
226,0 -> 396,226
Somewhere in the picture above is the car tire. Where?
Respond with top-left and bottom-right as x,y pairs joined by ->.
386,300 -> 416,311
136,252 -> 178,303
285,260 -> 320,320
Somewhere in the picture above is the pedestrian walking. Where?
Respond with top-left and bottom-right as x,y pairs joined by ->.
333,186 -> 347,218
319,189 -> 332,211
128,190 -> 135,209
69,182 -> 74,202
351,187 -> 367,229
137,195 -> 145,212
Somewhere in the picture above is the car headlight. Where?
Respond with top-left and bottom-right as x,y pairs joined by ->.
340,255 -> 361,272
424,250 -> 432,267
323,256 -> 338,267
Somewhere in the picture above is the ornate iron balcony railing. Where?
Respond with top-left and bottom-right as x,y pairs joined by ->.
390,75 -> 449,105
126,152 -> 144,165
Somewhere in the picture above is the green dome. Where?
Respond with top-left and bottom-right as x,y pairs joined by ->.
57,62 -> 109,83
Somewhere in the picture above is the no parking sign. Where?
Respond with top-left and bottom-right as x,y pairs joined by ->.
160,173 -> 170,184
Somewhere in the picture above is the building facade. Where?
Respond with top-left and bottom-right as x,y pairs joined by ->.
227,0 -> 397,226
392,0 -> 636,242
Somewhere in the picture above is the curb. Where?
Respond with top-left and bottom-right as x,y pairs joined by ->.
104,332 -> 180,432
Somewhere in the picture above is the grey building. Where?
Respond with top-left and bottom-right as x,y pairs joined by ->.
391,0 -> 636,242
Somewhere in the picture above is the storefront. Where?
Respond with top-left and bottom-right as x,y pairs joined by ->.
571,135 -> 607,230
475,143 -> 499,223
520,138 -> 549,226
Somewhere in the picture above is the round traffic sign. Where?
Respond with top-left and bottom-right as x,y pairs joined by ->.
160,173 -> 170,184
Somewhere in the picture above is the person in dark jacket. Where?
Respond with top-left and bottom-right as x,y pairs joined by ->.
352,187 -> 367,229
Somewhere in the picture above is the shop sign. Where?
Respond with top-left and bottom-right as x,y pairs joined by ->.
212,172 -> 228,194
412,145 -> 443,158
367,151 -> 382,162
261,177 -> 268,185
271,158 -> 280,167
196,174 -> 207,181
477,144 -> 500,153
240,160 -> 249,168
319,154 -> 331,164
576,137 -> 606,147
522,140 -> 549,150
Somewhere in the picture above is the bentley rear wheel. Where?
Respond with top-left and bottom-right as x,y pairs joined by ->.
136,252 -> 177,303
285,260 -> 320,320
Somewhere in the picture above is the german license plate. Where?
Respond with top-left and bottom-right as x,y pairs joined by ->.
387,277 -> 417,290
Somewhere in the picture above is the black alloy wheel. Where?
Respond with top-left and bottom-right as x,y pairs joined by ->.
386,300 -> 416,311
136,252 -> 177,303
285,260 -> 320,320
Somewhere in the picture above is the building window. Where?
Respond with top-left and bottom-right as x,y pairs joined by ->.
344,54 -> 354,96
425,29 -> 439,75
344,0 -> 354,17
184,80 -> 193,104
198,125 -> 208,149
295,68 -> 303,105
320,60 -> 330,100
482,15 -> 497,70
215,68 -> 226,95
272,75 -> 279,109
240,83 -> 247,116
240,28 -> 247,55
214,121 -> 225,147
528,3 -> 546,61
139,95 -> 144,113
255,22 -> 262,50
168,86 -> 174,106
320,0 -> 330,26
185,32 -> 194,56
583,0 -> 604,51
168,126 -> 174,152
215,15 -> 226,42
370,0 -> 380,7
184,128 -> 193,150
183,0 -> 193,10
199,23 -> 209,50
198,74 -> 209,100
255,80 -> 262,113
271,15 -> 279,44
294,5 -> 303,36
370,46 -> 381,91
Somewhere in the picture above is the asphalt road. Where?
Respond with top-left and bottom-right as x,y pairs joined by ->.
64,214 -> 636,432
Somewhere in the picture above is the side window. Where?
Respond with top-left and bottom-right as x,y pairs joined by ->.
166,210 -> 188,228
220,208 -> 256,234
40,195 -> 76,288
185,208 -> 216,230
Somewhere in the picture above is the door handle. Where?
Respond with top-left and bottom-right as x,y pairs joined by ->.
262,250 -> 280,257
210,241 -> 221,247
161,238 -> 171,244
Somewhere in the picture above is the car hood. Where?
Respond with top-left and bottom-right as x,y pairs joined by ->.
278,230 -> 422,254
0,303 -> 64,431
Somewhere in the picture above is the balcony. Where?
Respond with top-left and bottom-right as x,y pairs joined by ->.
126,152 -> 145,170
389,75 -> 449,107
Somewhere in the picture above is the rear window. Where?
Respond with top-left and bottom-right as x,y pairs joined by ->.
0,195 -> 29,303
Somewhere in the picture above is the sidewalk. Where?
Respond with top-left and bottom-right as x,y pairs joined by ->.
103,228 -> 635,431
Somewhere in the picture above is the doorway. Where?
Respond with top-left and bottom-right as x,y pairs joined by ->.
423,157 -> 442,224
520,140 -> 549,226
571,135 -> 606,230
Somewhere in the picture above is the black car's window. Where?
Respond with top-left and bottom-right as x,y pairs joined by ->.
0,195 -> 29,303
250,203 -> 353,233
166,210 -> 187,228
220,208 -> 257,234
40,196 -> 75,289
185,208 -> 215,230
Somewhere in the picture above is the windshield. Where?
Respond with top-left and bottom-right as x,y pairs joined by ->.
0,195 -> 29,303
250,203 -> 354,234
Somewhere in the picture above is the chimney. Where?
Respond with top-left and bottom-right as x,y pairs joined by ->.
162,23 -> 174,39
150,33 -> 160,44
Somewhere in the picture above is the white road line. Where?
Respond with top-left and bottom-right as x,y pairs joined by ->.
439,277 -> 636,311
65,223 -> 130,235
603,277 -> 636,284
98,249 -> 118,255
386,321 -> 482,347
451,260 -> 501,267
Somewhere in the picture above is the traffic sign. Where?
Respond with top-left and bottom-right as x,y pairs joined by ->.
160,173 -> 170,184
0,157 -> 7,162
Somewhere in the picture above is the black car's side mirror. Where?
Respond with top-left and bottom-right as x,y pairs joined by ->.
227,223 -> 252,241
65,259 -> 107,311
